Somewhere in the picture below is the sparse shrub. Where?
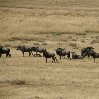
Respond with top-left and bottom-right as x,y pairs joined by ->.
52,32 -> 61,36
8,37 -> 22,41
72,39 -> 76,41
81,39 -> 86,43
62,39 -> 67,42
46,35 -> 51,37
8,35 -> 38,42
4,44 -> 11,47
6,80 -> 26,86
95,36 -> 99,39
68,36 -> 72,39
82,36 -> 86,38
76,33 -> 86,36
91,39 -> 99,44
69,43 -> 79,49
38,40 -> 45,42
76,33 -> 86,38
37,38 -> 45,42
35,96 -> 42,99
91,36 -> 94,38
42,42 -> 47,45
59,42 -> 62,45
85,30 -> 91,33
34,43 -> 40,45
85,30 -> 99,33
12,80 -> 26,85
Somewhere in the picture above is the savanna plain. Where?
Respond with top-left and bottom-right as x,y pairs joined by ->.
0,0 -> 99,99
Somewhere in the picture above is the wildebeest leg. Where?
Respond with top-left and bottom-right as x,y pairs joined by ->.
22,51 -> 24,57
0,53 -> 1,58
6,53 -> 9,57
81,57 -> 84,60
31,51 -> 33,56
55,57 -> 57,62
52,57 -> 55,63
94,57 -> 95,63
67,52 -> 70,59
36,51 -> 37,55
9,54 -> 11,57
46,58 -> 47,63
60,55 -> 61,60
29,51 -> 31,56
53,56 -> 57,62
88,54 -> 91,58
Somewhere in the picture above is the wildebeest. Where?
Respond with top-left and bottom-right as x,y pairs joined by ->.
0,46 -> 11,58
71,52 -> 83,59
42,49 -> 57,63
32,46 -> 45,57
56,48 -> 71,60
89,51 -> 99,63
16,46 -> 34,57
81,47 -> 94,58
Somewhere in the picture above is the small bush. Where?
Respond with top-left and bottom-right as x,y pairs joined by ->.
6,80 -> 27,86
81,39 -> 86,43
4,44 -> 11,47
72,39 -> 76,41
42,42 -> 47,45
7,35 -> 38,42
76,33 -> 86,36
52,32 -> 61,36
37,38 -> 45,42
69,43 -> 79,49
85,30 -> 99,33
8,37 -> 22,41
12,80 -> 26,85
68,36 -> 72,39
62,39 -> 67,42
91,39 -> 99,44
34,42 -> 40,45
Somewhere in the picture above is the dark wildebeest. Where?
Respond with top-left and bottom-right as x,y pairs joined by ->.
0,46 -> 11,58
56,48 -> 71,60
32,46 -> 45,57
42,49 -> 57,63
16,46 -> 34,57
71,52 -> 83,59
81,47 -> 94,58
89,51 -> 99,63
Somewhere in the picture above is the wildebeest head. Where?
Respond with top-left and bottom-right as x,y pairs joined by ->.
56,48 -> 65,55
56,48 -> 65,51
87,47 -> 94,50
31,46 -> 36,51
16,46 -> 21,50
42,49 -> 47,57
81,47 -> 94,52
42,48 -> 46,53
56,48 -> 70,58
81,46 -> 94,58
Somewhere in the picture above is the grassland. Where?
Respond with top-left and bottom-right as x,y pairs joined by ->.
0,0 -> 99,99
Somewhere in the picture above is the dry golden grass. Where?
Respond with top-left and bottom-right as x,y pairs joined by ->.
0,7 -> 99,48
0,0 -> 99,99
0,50 -> 99,99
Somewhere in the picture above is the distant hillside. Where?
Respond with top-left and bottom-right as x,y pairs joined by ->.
0,0 -> 99,8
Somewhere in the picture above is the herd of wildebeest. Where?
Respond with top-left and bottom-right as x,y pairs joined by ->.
0,45 -> 99,63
